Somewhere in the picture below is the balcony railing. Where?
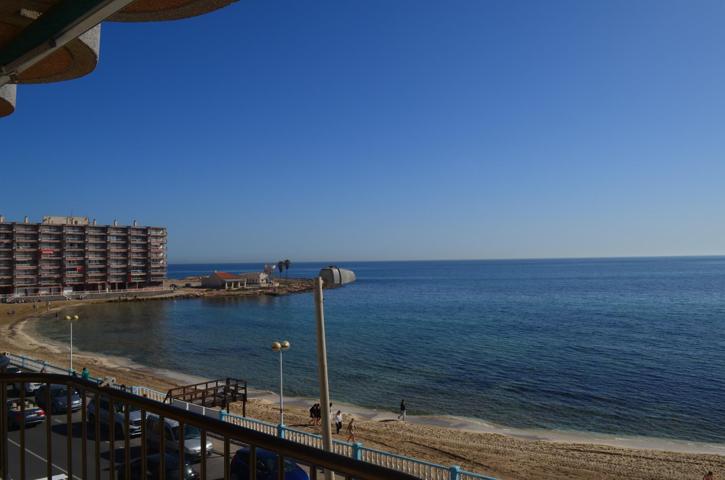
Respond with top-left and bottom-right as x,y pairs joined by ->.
0,373 -> 416,480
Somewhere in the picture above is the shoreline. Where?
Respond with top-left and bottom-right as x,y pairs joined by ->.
24,309 -> 725,455
3,299 -> 725,479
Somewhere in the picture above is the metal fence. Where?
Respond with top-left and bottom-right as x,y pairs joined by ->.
1,372 -> 420,480
0,287 -> 172,303
5,353 -> 497,480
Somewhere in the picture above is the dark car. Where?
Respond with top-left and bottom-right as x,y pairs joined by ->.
116,453 -> 199,480
230,447 -> 309,480
35,384 -> 82,414
6,399 -> 46,430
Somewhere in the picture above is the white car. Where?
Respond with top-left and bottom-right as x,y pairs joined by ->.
6,366 -> 42,395
87,398 -> 143,437
146,414 -> 213,459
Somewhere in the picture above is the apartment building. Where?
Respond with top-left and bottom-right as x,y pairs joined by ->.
0,216 -> 167,296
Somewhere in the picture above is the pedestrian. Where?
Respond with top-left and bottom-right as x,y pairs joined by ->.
704,472 -> 714,480
346,418 -> 356,442
81,366 -> 90,380
335,410 -> 343,434
309,403 -> 317,426
398,399 -> 406,421
315,403 -> 322,425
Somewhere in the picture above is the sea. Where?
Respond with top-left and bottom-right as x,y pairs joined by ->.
32,257 -> 725,444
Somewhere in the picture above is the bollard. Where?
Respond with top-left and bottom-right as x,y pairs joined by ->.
449,465 -> 461,480
352,442 -> 363,461
277,424 -> 286,439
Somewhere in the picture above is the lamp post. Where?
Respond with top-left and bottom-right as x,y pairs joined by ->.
271,340 -> 290,425
65,314 -> 79,371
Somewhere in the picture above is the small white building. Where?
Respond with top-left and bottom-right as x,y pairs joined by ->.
238,271 -> 270,287
201,271 -> 270,290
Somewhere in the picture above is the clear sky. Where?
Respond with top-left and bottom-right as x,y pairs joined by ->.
2,0 -> 724,263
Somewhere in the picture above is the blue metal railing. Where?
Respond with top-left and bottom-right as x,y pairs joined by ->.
5,352 -> 496,480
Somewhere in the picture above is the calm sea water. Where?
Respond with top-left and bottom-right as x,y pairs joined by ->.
36,258 -> 725,443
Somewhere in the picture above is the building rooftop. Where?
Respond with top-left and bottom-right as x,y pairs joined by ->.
213,271 -> 240,280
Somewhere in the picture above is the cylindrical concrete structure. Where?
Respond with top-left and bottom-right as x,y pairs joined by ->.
0,84 -> 16,118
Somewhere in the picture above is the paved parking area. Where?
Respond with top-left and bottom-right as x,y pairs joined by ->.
5,405 -> 239,480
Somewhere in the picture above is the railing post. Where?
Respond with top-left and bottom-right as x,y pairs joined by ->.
21,355 -> 26,368
219,411 -> 226,421
277,423 -> 286,439
352,442 -> 363,460
449,465 -> 461,480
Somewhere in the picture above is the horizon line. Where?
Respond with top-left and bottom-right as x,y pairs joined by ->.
167,253 -> 725,266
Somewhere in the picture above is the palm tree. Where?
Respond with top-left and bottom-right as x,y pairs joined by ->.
277,260 -> 285,279
284,259 -> 291,279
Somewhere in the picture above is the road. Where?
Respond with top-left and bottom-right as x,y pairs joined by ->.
4,403 -> 235,480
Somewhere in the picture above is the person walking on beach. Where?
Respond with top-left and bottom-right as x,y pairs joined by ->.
398,399 -> 406,421
334,410 -> 343,434
311,403 -> 322,425
346,418 -> 356,442
309,404 -> 317,426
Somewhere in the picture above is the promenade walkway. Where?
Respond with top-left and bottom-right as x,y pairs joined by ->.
4,353 -> 495,480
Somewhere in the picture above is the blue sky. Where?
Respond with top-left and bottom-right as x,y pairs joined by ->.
2,0 -> 724,263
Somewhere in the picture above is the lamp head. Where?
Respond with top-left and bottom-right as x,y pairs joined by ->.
271,341 -> 282,352
281,340 -> 290,350
73,315 -> 79,321
64,315 -> 72,321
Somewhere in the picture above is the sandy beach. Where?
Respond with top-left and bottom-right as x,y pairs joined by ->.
2,299 -> 724,480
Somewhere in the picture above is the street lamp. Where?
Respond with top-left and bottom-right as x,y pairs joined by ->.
65,314 -> 79,371
271,340 -> 290,425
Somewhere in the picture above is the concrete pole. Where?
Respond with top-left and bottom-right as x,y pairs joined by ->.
69,320 -> 73,372
279,348 -> 284,426
314,277 -> 334,480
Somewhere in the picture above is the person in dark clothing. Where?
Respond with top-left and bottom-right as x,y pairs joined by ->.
309,403 -> 317,426
398,399 -> 406,421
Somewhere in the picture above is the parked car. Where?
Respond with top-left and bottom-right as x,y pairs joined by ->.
6,399 -> 46,430
145,415 -> 213,459
87,397 -> 143,438
116,453 -> 199,480
34,384 -> 82,414
4,366 -> 42,396
230,447 -> 309,480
